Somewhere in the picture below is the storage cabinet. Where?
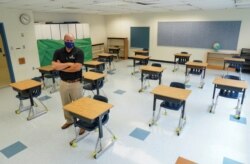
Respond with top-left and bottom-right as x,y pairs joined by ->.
206,52 -> 238,69
92,43 -> 105,59
107,37 -> 128,59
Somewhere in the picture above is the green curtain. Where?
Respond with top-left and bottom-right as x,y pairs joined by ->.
37,38 -> 92,66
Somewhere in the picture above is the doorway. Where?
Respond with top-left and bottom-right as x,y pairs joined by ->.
0,23 -> 15,88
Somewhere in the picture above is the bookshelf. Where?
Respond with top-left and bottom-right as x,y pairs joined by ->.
92,43 -> 105,59
207,52 -> 238,69
107,37 -> 128,59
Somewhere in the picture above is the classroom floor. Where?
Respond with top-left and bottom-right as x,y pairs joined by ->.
0,60 -> 249,164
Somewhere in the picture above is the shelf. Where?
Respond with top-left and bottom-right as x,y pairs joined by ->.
92,43 -> 105,59
207,52 -> 238,70
107,37 -> 128,59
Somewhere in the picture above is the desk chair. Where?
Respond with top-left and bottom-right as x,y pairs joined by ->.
227,55 -> 243,79
211,75 -> 241,114
144,63 -> 162,87
157,82 -> 186,135
83,69 -> 105,97
43,71 -> 60,93
69,95 -> 116,158
173,52 -> 189,72
186,60 -> 203,87
98,56 -> 116,72
109,47 -> 120,61
15,77 -> 48,120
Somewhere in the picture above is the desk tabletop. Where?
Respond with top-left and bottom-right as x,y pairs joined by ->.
83,71 -> 106,80
174,53 -> 192,57
84,61 -> 104,66
134,50 -> 149,53
140,65 -> 165,72
64,97 -> 113,120
37,65 -> 54,71
152,85 -> 191,101
130,55 -> 150,59
176,157 -> 196,164
224,57 -> 245,62
185,61 -> 208,67
213,77 -> 248,89
9,79 -> 42,91
98,53 -> 113,57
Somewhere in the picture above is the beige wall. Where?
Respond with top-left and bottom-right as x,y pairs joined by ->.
0,8 -> 40,81
105,9 -> 250,62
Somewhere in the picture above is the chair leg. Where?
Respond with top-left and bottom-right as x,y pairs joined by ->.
104,125 -> 116,140
15,100 -> 30,114
36,98 -> 48,111
199,74 -> 204,88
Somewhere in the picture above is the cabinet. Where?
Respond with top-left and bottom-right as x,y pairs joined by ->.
207,52 -> 238,69
92,43 -> 105,59
107,37 -> 128,59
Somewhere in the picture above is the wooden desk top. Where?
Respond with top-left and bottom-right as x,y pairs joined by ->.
9,79 -> 42,91
83,71 -> 106,80
37,65 -> 54,72
84,61 -> 104,66
174,53 -> 191,57
134,50 -> 149,53
130,55 -> 150,59
185,61 -> 208,67
213,77 -> 248,89
224,57 -> 245,62
98,53 -> 113,57
140,65 -> 165,72
151,85 -> 191,101
64,97 -> 113,120
176,157 -> 196,164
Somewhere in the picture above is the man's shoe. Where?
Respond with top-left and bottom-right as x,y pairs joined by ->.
79,128 -> 85,135
61,122 -> 73,129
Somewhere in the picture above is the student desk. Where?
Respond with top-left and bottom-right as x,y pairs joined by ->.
64,97 -> 114,159
185,61 -> 208,88
98,53 -> 115,72
223,57 -> 245,78
108,47 -> 120,60
37,65 -> 58,93
82,71 -> 106,95
173,53 -> 191,72
150,85 -> 191,135
209,77 -> 248,118
130,55 -> 150,75
139,65 -> 165,92
134,50 -> 149,56
84,61 -> 105,72
9,79 -> 47,120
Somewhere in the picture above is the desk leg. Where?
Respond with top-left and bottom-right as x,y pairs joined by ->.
173,57 -> 177,72
199,69 -> 205,89
176,101 -> 186,136
138,72 -> 144,92
184,67 -> 189,84
96,80 -> 100,95
234,89 -> 246,119
50,74 -> 57,93
93,116 -> 114,159
149,96 -> 157,126
159,73 -> 162,85
41,73 -> 46,89
209,85 -> 217,113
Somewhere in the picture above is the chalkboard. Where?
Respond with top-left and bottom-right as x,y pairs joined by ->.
157,21 -> 241,50
131,27 -> 149,49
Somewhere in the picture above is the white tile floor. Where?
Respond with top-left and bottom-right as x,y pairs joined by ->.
0,60 -> 250,164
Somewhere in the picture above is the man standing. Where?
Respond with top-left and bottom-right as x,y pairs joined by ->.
52,33 -> 85,135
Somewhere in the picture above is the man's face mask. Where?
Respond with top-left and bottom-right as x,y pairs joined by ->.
65,41 -> 74,49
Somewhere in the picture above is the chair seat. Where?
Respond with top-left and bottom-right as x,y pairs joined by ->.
219,89 -> 239,99
189,69 -> 202,75
83,83 -> 95,90
75,113 -> 109,131
160,101 -> 183,111
16,93 -> 30,100
145,74 -> 159,80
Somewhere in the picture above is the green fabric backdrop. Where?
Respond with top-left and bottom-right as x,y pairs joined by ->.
37,38 -> 92,66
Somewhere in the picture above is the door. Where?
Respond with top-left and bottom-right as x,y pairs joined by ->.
0,23 -> 14,88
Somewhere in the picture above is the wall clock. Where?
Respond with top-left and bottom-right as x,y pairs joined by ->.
19,13 -> 31,25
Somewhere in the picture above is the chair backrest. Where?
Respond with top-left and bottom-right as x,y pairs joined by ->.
151,63 -> 161,67
31,77 -> 42,97
93,95 -> 109,125
170,82 -> 185,89
224,75 -> 240,80
193,60 -> 202,63
89,69 -> 104,89
93,95 -> 108,103
181,51 -> 188,54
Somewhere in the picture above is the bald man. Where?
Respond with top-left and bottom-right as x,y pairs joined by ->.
52,33 -> 85,135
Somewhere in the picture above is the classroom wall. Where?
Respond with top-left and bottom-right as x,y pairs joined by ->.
33,12 -> 107,45
105,9 -> 250,62
0,8 -> 40,81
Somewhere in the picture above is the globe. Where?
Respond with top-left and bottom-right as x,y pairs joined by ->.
213,42 -> 221,51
